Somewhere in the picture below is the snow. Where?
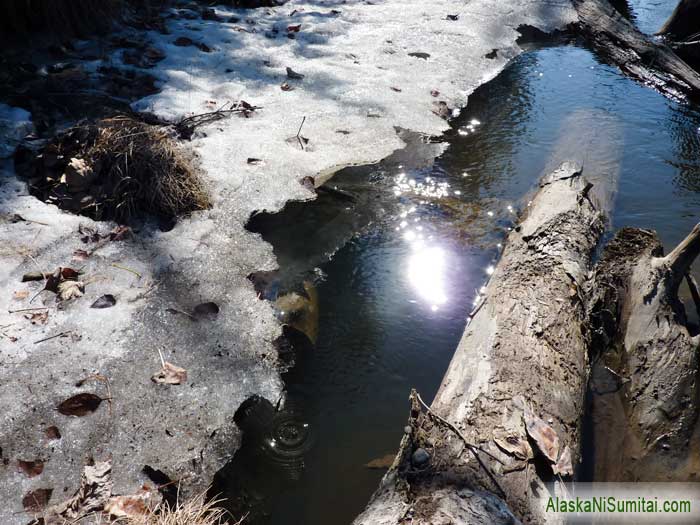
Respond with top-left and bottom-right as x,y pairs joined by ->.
0,104 -> 33,158
0,1 -> 577,521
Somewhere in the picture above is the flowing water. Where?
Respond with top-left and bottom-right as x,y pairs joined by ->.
214,3 -> 700,523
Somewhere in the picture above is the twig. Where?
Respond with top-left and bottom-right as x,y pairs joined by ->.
414,391 -> 507,499
111,263 -> 142,279
8,307 -> 50,314
34,331 -> 72,344
296,116 -> 307,150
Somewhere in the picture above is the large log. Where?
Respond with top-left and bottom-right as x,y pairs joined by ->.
573,0 -> 700,99
354,161 -> 607,524
587,225 -> 700,481
659,0 -> 700,40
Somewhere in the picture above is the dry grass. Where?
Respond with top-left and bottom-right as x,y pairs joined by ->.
123,494 -> 240,525
27,115 -> 211,224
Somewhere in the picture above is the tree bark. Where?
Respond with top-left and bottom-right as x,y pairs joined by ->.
354,162 -> 607,524
587,225 -> 700,481
573,0 -> 700,99
659,0 -> 700,40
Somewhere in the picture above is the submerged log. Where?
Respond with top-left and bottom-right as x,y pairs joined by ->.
587,225 -> 700,481
659,0 -> 700,40
354,162 -> 607,524
573,0 -> 700,99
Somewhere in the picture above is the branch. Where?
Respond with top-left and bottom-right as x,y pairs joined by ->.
664,223 -> 700,284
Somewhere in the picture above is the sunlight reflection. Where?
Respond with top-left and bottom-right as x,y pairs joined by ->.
407,244 -> 448,310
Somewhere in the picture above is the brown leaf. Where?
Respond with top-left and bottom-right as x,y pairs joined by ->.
286,66 -> 304,80
287,24 -> 301,32
494,435 -> 533,461
18,459 -> 44,478
72,249 -> 90,262
91,295 -> 116,309
151,362 -> 187,385
23,488 -> 53,513
364,453 -> 396,470
22,272 -> 46,282
104,492 -> 155,518
26,311 -> 49,325
281,82 -> 293,91
45,426 -> 62,440
57,393 -> 102,417
109,225 -> 131,241
13,290 -> 29,300
247,157 -> 264,165
524,409 -> 560,464
390,86 -> 402,92
553,445 -> 573,477
193,302 -> 219,320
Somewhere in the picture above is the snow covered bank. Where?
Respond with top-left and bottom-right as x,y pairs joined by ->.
0,0 -> 576,522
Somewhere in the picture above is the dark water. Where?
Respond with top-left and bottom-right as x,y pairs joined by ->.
215,5 -> 700,524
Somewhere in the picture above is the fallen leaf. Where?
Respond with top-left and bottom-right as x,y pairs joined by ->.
22,272 -> 45,282
26,311 -> 49,325
553,445 -> 573,477
79,224 -> 100,243
44,461 -> 111,521
281,82 -> 294,91
91,295 -> 116,309
300,176 -> 316,192
13,290 -> 29,300
58,280 -> 85,301
45,426 -> 61,440
193,302 -> 220,320
494,435 -> 533,461
23,488 -> 53,513
18,459 -> 44,478
430,89 -> 440,97
390,86 -> 402,92
287,24 -> 301,32
446,14 -> 460,20
174,36 -> 194,47
151,362 -> 187,385
286,66 -> 304,80
247,158 -> 264,165
108,225 -> 131,241
57,393 -> 102,417
524,409 -> 560,464
72,249 -> 90,262
364,454 -> 396,469
408,51 -> 430,59
105,493 -> 154,518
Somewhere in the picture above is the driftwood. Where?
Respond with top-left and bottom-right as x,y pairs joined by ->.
587,225 -> 700,481
354,162 -> 607,524
573,0 -> 700,99
659,0 -> 700,40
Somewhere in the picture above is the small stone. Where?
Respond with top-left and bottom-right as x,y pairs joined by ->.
411,448 -> 430,467
404,425 -> 412,435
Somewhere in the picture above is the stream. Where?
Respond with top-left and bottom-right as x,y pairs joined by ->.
213,3 -> 700,523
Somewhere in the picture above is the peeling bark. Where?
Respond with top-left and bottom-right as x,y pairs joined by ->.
588,225 -> 700,480
573,0 -> 700,99
354,162 -> 607,524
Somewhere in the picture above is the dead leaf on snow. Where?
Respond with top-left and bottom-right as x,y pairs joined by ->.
45,426 -> 62,440
18,459 -> 45,478
553,445 -> 573,477
22,272 -> 45,282
58,280 -> 85,301
193,302 -> 219,320
524,408 -> 560,464
91,294 -> 116,309
72,249 -> 90,262
104,491 -> 156,518
22,488 -> 53,513
13,290 -> 29,300
287,24 -> 301,32
57,393 -> 103,417
286,66 -> 304,80
151,362 -> 187,385
281,82 -> 294,91
25,311 -> 49,325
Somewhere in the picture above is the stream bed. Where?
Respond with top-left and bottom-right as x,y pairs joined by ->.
214,7 -> 700,524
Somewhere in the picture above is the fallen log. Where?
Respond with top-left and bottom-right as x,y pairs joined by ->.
587,225 -> 700,481
658,0 -> 700,40
573,0 -> 700,99
354,161 -> 607,524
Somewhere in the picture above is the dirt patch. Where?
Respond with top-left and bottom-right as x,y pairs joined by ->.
16,115 -> 211,224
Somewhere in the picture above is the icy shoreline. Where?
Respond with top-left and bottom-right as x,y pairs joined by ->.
0,1 -> 576,521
